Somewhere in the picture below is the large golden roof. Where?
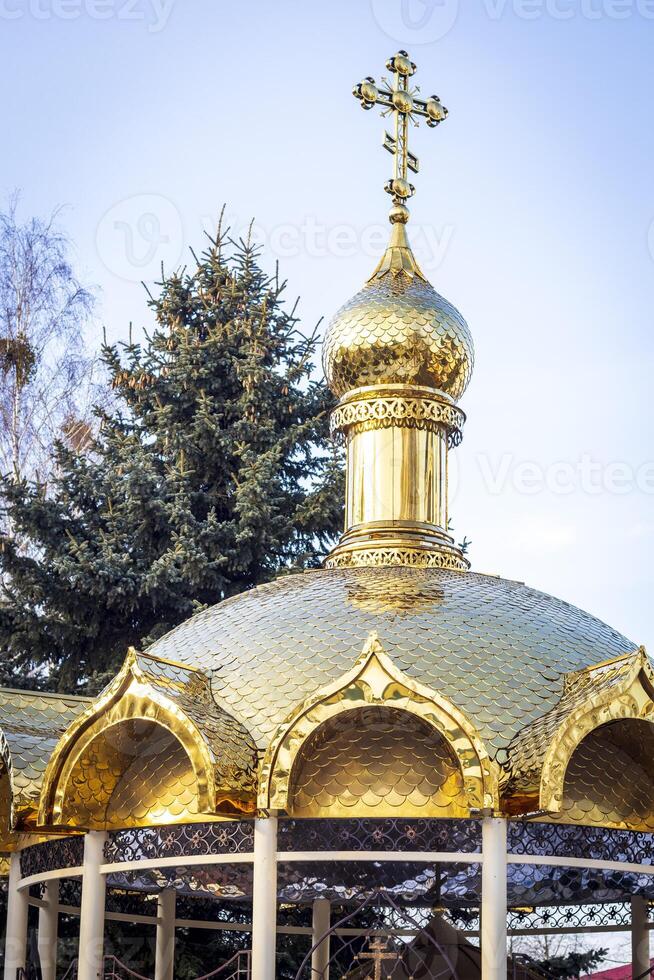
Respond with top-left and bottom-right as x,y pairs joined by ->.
148,566 -> 636,764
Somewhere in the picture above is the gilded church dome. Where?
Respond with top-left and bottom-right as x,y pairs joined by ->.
148,565 -> 637,766
322,220 -> 474,401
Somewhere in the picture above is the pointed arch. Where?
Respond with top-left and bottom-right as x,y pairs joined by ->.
539,648 -> 654,814
258,632 -> 498,813
40,649 -> 258,828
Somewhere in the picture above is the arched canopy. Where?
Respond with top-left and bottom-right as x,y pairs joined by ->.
539,648 -> 654,815
259,632 -> 498,813
288,704 -> 471,818
556,717 -> 654,830
505,649 -> 654,818
0,688 -> 88,847
39,648 -> 259,829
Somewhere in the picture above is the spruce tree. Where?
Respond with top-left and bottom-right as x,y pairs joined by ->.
0,222 -> 343,692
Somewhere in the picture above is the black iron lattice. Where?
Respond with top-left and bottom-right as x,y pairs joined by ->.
278,818 -> 482,854
20,836 -> 84,878
104,822 -> 255,864
508,821 -> 654,863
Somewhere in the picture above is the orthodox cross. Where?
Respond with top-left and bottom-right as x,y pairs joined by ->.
353,51 -> 448,210
356,936 -> 400,980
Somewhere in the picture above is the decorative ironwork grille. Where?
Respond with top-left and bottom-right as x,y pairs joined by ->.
104,821 -> 255,864
278,817 -> 481,853
508,821 -> 654,863
507,900 -> 652,933
20,836 -> 84,878
58,878 -> 83,909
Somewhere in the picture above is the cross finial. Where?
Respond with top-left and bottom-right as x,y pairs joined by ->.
353,51 -> 448,224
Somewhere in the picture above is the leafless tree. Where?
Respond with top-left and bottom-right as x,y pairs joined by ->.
0,193 -> 98,487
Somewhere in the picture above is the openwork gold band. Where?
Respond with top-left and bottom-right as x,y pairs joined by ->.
330,388 -> 465,447
325,546 -> 469,570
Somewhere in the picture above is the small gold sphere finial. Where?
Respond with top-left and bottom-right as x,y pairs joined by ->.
389,203 -> 410,225
387,51 -> 416,77
391,89 -> 414,114
385,177 -> 414,201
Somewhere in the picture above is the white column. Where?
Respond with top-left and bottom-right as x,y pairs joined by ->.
38,879 -> 59,980
481,816 -> 507,980
3,853 -> 28,980
78,831 -> 107,980
251,815 -> 278,980
311,898 -> 330,980
154,888 -> 176,980
632,895 -> 650,979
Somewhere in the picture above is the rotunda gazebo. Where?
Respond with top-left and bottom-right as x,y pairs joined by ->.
2,51 -> 653,980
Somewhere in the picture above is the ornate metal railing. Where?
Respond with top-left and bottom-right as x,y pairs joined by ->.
103,956 -> 152,980
104,821 -> 255,864
59,958 -> 78,980
193,950 -> 251,980
278,817 -> 482,853
19,836 -> 84,878
508,821 -> 654,864
48,957 -> 151,980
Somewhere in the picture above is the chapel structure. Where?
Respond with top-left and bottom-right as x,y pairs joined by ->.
1,52 -> 652,980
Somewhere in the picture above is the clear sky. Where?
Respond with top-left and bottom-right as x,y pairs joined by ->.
1,0 -> 653,661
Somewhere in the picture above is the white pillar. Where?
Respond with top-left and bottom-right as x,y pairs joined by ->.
251,815 -> 278,980
311,898 -> 330,980
3,853 -> 28,980
154,888 -> 176,980
481,816 -> 507,980
78,831 -> 107,980
632,895 -> 650,979
38,879 -> 59,980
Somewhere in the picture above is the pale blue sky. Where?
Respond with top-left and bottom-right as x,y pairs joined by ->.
2,0 -> 653,661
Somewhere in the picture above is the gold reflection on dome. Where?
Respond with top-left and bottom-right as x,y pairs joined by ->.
62,720 -> 199,830
557,719 -> 654,832
289,706 -> 467,818
345,571 -> 445,613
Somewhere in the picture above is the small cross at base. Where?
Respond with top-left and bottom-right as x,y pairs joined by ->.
355,936 -> 400,980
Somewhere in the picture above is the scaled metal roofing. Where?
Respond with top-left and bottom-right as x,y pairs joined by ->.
148,566 -> 638,762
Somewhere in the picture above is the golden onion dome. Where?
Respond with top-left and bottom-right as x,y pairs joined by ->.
322,216 -> 474,401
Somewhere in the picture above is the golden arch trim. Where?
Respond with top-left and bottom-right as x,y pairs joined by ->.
539,648 -> 654,814
258,632 -> 499,814
38,649 -> 216,827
